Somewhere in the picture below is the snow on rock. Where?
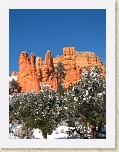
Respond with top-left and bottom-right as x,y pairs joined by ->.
9,75 -> 18,82
40,83 -> 51,91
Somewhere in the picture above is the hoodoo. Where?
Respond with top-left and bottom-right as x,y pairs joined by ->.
10,47 -> 106,93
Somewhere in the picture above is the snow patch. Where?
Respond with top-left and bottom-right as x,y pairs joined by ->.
9,75 -> 18,81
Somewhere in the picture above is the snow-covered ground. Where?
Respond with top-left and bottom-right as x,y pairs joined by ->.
33,128 -> 68,139
9,123 -> 106,139
9,124 -> 82,139
32,125 -> 77,139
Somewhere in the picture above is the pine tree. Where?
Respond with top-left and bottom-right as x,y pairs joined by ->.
65,65 -> 106,139
9,79 -> 21,94
54,61 -> 66,96
10,89 -> 66,139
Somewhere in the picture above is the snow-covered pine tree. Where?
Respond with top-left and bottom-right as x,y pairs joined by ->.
10,89 -> 66,139
65,65 -> 106,139
80,65 -> 106,138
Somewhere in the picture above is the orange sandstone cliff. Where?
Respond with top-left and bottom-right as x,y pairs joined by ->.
12,47 -> 106,93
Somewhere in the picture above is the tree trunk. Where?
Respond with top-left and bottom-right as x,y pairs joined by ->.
90,128 -> 94,139
90,124 -> 95,139
42,132 -> 47,139
21,120 -> 25,128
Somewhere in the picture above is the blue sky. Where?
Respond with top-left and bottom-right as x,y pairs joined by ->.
9,9 -> 106,74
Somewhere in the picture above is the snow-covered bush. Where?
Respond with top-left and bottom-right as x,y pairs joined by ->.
65,65 -> 106,139
10,88 -> 66,139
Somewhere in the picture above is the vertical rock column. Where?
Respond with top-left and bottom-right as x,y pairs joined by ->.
18,51 -> 40,93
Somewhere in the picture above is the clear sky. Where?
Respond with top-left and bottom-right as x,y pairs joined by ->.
9,9 -> 106,74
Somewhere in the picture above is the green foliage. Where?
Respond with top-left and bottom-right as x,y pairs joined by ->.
9,79 -> 21,94
9,64 -> 106,139
54,61 -> 66,95
64,65 -> 106,138
80,65 -> 106,127
10,89 -> 66,139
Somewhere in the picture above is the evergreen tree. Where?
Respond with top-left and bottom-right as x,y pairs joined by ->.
54,61 -> 66,96
10,89 -> 66,139
9,79 -> 21,94
65,65 -> 106,138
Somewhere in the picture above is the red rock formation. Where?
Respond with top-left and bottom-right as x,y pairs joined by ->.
53,47 -> 105,88
36,57 -> 43,81
17,51 -> 40,93
11,71 -> 19,76
44,50 -> 55,75
12,47 -> 106,93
